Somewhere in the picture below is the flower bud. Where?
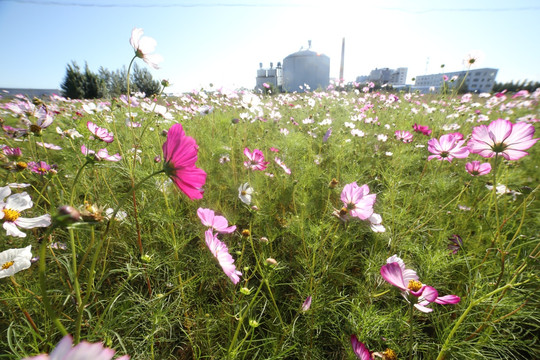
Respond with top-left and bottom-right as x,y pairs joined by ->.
54,205 -> 82,227
265,258 -> 277,266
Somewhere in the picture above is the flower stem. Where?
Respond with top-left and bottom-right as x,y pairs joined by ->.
70,159 -> 91,206
408,301 -> 415,360
70,228 -> 83,344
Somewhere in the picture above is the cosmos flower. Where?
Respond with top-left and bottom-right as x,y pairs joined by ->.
350,335 -> 398,360
0,245 -> 32,279
162,123 -> 207,200
427,133 -> 470,162
2,146 -> 22,159
81,145 -> 122,162
22,334 -> 130,360
339,182 -> 376,220
0,187 -> 51,238
394,130 -> 413,143
274,157 -> 291,175
381,255 -> 460,312
130,27 -> 163,69
87,121 -> 114,143
243,148 -> 269,171
28,161 -> 56,175
238,183 -> 253,205
465,161 -> 492,176
205,229 -> 241,284
467,119 -> 538,160
448,235 -> 464,255
413,123 -> 432,136
301,296 -> 312,311
197,208 -> 236,234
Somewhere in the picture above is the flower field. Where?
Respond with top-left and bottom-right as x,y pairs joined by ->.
0,30 -> 539,360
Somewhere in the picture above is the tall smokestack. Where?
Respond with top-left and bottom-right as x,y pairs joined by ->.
339,37 -> 345,82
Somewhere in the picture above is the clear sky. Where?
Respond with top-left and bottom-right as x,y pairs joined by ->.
1,0 -> 539,93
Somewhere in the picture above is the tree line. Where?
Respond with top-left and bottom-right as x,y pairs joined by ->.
60,61 -> 161,99
492,80 -> 540,93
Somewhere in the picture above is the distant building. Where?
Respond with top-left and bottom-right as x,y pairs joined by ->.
356,67 -> 408,85
282,42 -> 330,92
413,68 -> 498,93
255,62 -> 283,92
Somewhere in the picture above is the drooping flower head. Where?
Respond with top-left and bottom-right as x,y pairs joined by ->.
301,296 -> 312,312
465,161 -> 492,176
205,229 -> 242,284
81,145 -> 122,162
87,121 -> 114,143
350,335 -> 371,360
162,123 -> 207,200
130,27 -> 163,69
448,235 -> 464,255
243,148 -> 269,171
467,119 -> 538,160
0,245 -> 32,279
0,187 -> 51,238
197,208 -> 236,234
427,133 -> 470,162
22,334 -> 130,360
339,182 -> 376,220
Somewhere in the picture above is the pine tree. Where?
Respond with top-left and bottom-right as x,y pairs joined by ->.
60,62 -> 85,99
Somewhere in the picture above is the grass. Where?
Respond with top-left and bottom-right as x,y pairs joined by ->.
0,85 -> 538,359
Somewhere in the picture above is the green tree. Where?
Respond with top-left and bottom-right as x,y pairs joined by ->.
60,61 -> 85,99
83,63 -> 105,99
131,62 -> 161,97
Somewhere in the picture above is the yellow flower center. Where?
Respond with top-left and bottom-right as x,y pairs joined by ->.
16,161 -> 28,170
3,208 -> 21,222
38,167 -> 48,173
339,207 -> 349,216
1,260 -> 15,270
407,280 -> 423,292
241,191 -> 247,196
383,348 -> 397,360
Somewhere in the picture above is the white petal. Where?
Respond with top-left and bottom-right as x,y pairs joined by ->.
3,222 -> 26,237
5,192 -> 33,211
0,186 -> 11,202
15,214 -> 51,229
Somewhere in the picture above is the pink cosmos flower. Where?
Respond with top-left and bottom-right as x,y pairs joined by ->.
467,119 -> 538,160
0,186 -> 52,238
87,121 -> 114,143
162,123 -> 207,200
197,208 -> 236,234
465,161 -> 492,176
22,334 -> 130,360
2,146 -> 22,159
350,335 -> 371,360
413,123 -> 432,136
394,130 -> 413,143
427,133 -> 470,162
381,255 -> 460,312
205,229 -> 242,284
340,182 -> 376,220
81,145 -> 121,162
130,27 -> 163,69
301,296 -> 312,311
243,148 -> 269,171
28,161 -> 56,175
274,157 -> 291,175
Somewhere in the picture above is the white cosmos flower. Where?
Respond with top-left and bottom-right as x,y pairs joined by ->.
0,187 -> 51,238
130,27 -> 163,69
238,183 -> 253,205
0,245 -> 32,279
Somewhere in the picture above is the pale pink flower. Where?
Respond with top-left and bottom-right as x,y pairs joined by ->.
28,161 -> 56,175
205,229 -> 242,284
274,157 -> 291,175
81,145 -> 122,162
162,123 -> 207,200
197,208 -> 236,234
465,161 -> 492,176
394,130 -> 413,143
339,182 -> 376,220
428,133 -> 470,162
130,27 -> 163,69
467,119 -> 538,160
301,296 -> 312,311
243,148 -> 269,171
87,121 -> 114,143
22,334 -> 130,360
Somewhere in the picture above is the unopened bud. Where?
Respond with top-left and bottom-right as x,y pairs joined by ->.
54,205 -> 82,226
242,229 -> 250,237
328,178 -> 339,189
265,258 -> 277,266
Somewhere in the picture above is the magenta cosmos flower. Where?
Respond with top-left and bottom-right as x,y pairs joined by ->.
162,123 -> 207,200
395,130 -> 413,143
28,161 -> 56,175
351,335 -> 397,360
381,255 -> 460,312
428,133 -> 470,162
130,27 -> 163,69
467,119 -> 538,160
465,161 -> 492,176
339,182 -> 376,220
197,208 -> 236,234
87,121 -> 114,143
243,148 -> 269,171
413,123 -> 432,136
205,229 -> 242,284
22,334 -> 129,360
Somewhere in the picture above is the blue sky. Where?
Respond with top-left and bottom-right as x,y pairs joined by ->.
1,0 -> 539,93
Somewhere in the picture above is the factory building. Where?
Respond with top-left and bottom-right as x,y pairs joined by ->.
413,68 -> 498,93
256,41 -> 330,93
356,67 -> 408,85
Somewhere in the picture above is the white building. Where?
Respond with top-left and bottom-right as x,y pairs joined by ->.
356,67 -> 408,85
413,68 -> 498,93
255,62 -> 283,92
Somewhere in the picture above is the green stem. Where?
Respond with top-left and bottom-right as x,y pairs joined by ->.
408,301 -> 414,360
70,159 -> 91,206
70,228 -> 83,344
